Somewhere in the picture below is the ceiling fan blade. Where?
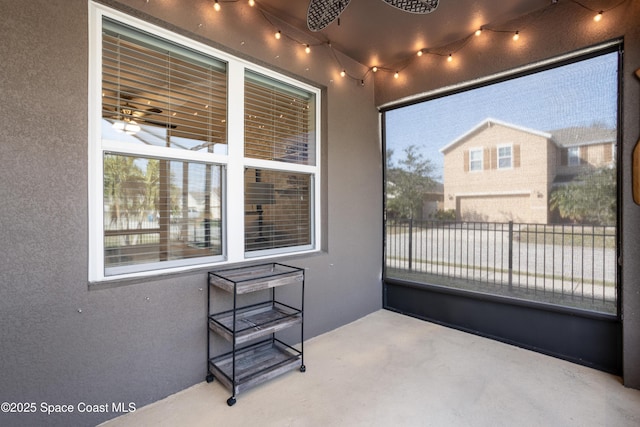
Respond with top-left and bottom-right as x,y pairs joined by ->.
381,0 -> 439,14
307,0 -> 351,32
139,118 -> 177,129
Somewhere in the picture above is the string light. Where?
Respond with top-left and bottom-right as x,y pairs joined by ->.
214,0 -> 220,12
224,0 -> 628,84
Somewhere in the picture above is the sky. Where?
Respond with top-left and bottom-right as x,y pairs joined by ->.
384,51 -> 619,180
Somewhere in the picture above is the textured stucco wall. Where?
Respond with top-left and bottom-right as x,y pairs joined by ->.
0,1 -> 381,425
376,0 -> 640,389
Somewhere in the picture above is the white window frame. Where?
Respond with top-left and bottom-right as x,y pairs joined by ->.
88,3 -> 321,282
469,148 -> 483,172
497,144 -> 513,169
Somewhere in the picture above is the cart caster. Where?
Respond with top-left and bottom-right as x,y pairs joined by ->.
206,374 -> 214,383
227,397 -> 236,407
300,365 -> 306,373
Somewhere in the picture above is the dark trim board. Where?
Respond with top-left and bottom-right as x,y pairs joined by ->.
384,279 -> 622,375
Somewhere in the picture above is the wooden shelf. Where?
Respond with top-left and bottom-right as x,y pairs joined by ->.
209,263 -> 303,294
208,338 -> 302,395
209,301 -> 302,345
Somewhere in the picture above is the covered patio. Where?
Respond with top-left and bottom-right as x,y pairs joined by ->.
103,310 -> 640,426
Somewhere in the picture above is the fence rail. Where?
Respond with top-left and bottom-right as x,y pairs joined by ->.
385,219 -> 617,313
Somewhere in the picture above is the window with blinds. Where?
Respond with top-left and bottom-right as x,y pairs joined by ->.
102,19 -> 228,153
99,18 -> 227,276
243,71 -> 317,255
91,5 -> 320,281
245,71 -> 316,165
244,168 -> 312,253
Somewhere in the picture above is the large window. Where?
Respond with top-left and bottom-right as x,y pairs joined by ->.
89,4 -> 320,281
384,45 -> 619,314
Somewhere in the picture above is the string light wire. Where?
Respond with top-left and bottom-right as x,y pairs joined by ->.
194,0 -> 629,85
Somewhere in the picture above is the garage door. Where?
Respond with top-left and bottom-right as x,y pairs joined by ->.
458,195 -> 532,223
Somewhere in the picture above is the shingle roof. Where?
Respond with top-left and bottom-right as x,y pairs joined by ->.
547,126 -> 616,148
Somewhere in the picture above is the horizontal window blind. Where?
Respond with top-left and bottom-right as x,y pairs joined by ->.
92,7 -> 320,280
102,18 -> 227,152
245,70 -> 316,165
244,168 -> 311,253
104,154 -> 223,274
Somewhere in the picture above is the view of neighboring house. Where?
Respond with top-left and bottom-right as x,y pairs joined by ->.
440,118 -> 615,224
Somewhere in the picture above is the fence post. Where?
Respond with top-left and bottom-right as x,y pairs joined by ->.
508,221 -> 513,290
408,218 -> 413,271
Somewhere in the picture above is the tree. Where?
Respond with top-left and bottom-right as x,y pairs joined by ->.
386,145 -> 437,220
549,166 -> 616,226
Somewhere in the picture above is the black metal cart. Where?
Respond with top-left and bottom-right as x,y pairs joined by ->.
206,263 -> 305,406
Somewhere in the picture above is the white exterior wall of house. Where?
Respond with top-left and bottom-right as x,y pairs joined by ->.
442,120 -> 551,224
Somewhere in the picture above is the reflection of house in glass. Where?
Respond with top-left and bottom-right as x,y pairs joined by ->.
440,118 -> 615,224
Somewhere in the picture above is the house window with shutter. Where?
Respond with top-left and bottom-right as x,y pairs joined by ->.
497,145 -> 512,169
469,148 -> 483,171
89,5 -> 321,281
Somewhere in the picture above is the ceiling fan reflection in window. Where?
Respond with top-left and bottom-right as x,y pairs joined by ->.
109,94 -> 177,135
307,0 -> 439,31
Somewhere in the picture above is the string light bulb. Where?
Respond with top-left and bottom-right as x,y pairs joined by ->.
275,30 -> 281,40
475,28 -> 482,37
513,31 -> 520,41
214,0 -> 220,12
417,50 -> 423,57
340,70 -> 346,77
372,66 -> 378,73
248,0 -> 255,6
594,11 -> 603,22
305,44 -> 311,54
447,54 -> 453,62
394,71 -> 399,79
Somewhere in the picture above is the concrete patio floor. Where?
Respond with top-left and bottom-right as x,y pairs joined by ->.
101,309 -> 640,426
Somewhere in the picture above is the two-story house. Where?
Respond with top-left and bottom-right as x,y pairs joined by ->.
440,118 -> 615,224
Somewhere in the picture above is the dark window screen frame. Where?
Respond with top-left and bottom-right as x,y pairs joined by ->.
382,41 -> 622,316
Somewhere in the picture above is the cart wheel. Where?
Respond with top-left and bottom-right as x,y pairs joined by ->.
300,365 -> 306,373
227,397 -> 236,407
206,374 -> 214,383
